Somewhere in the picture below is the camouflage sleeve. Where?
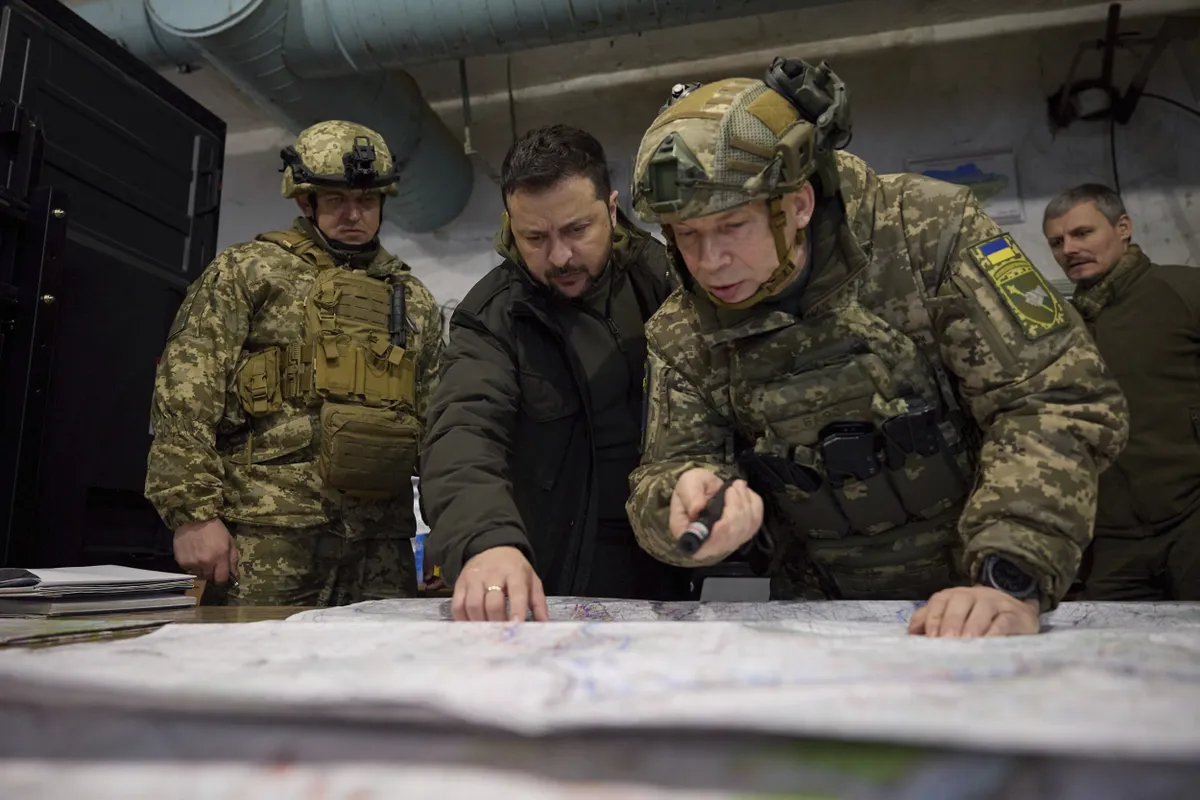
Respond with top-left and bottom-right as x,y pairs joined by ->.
404,277 -> 444,425
626,329 -> 742,568
928,196 -> 1129,609
146,250 -> 253,531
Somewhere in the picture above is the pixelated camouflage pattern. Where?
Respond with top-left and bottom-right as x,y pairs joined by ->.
224,521 -> 417,606
282,120 -> 399,199
147,217 -> 443,540
632,78 -> 811,225
627,151 -> 1129,609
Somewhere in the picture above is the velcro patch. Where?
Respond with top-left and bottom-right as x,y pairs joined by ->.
745,89 -> 799,136
968,234 -> 1066,340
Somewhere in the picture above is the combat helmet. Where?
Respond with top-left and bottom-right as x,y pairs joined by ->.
632,58 -> 851,308
280,120 -> 401,199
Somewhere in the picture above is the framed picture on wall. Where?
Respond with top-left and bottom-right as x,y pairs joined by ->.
905,150 -> 1024,225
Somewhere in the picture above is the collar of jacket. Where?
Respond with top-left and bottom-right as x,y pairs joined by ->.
493,207 -> 652,303
293,216 -> 396,275
1070,243 -> 1151,322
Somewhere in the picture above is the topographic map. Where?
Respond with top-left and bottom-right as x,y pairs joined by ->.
290,597 -> 1200,630
0,603 -> 1197,754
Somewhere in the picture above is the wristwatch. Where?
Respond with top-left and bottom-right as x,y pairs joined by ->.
978,555 -> 1040,600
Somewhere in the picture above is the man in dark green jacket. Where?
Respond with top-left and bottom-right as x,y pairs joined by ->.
421,125 -> 691,621
1044,183 -> 1199,600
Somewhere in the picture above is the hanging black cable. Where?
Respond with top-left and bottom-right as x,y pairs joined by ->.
1141,92 -> 1200,121
506,56 -> 518,144
1109,114 -> 1121,196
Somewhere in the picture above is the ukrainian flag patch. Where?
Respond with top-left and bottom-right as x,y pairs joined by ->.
968,234 -> 1066,340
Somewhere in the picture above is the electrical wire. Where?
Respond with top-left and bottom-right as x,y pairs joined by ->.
1109,114 -> 1121,196
506,56 -> 518,144
1141,92 -> 1200,121
1109,92 -> 1200,194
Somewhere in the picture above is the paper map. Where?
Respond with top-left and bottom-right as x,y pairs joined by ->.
289,597 -> 1200,629
0,601 -> 1197,762
2,599 -> 1198,798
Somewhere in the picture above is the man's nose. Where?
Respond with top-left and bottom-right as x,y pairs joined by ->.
548,237 -> 573,268
692,237 -> 725,273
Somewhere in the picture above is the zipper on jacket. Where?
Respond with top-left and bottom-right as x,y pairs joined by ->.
604,316 -> 626,353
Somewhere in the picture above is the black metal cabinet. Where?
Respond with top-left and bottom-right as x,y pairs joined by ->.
0,0 -> 225,568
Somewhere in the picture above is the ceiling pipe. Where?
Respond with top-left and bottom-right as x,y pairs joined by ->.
72,0 -> 846,230
75,0 -> 474,232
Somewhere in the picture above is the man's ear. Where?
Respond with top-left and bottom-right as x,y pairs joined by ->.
608,189 -> 619,227
790,183 -> 816,229
296,195 -> 313,216
1115,213 -> 1134,245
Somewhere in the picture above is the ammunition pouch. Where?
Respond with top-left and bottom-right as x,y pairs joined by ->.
236,348 -> 284,417
740,396 -> 968,598
234,255 -> 422,498
308,268 -> 415,409
879,397 -> 967,520
317,403 -> 420,499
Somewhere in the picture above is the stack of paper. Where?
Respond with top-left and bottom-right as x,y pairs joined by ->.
0,565 -> 196,617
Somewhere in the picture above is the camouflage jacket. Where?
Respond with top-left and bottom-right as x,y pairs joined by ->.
146,218 -> 443,536
627,152 -> 1129,609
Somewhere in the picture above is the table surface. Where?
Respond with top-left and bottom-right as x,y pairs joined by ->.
139,605 -> 312,623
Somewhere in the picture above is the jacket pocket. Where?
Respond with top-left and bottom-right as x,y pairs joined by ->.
943,275 -> 1024,376
518,370 -> 580,422
516,371 -> 579,491
227,415 -> 313,464
223,414 -> 327,527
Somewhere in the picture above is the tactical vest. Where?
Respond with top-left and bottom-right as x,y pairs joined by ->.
710,283 -> 972,600
234,229 -> 421,500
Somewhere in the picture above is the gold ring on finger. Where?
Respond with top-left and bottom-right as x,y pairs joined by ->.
485,585 -> 504,593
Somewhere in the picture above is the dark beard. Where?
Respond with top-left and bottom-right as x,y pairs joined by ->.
544,227 -> 614,299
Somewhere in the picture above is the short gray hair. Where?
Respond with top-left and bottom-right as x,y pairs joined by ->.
1044,183 -> 1127,225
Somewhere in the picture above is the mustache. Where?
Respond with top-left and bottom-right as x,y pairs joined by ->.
546,264 -> 589,279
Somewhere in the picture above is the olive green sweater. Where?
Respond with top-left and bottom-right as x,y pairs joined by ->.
1072,244 -> 1200,535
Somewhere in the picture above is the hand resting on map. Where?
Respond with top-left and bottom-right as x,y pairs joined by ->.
909,586 -> 1040,637
452,546 -> 550,622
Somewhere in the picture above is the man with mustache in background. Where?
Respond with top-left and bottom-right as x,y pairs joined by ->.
1044,183 -> 1200,600
421,124 -> 692,621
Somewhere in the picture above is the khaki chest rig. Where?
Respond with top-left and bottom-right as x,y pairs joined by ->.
235,229 -> 420,500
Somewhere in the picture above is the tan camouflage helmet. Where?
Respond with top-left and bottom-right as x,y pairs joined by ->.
280,120 -> 401,199
632,58 -> 850,308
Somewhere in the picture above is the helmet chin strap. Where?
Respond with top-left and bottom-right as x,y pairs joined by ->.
703,196 -> 807,310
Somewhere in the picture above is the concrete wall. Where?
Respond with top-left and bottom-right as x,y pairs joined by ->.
215,18 -> 1200,308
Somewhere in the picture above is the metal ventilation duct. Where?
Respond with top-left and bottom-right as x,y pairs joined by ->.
74,0 -> 828,230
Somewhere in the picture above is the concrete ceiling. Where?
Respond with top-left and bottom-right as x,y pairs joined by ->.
57,0 -> 1200,145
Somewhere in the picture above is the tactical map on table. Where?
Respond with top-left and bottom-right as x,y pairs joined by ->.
0,600 -> 1197,763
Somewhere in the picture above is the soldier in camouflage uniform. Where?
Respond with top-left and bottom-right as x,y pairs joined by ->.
147,121 -> 444,606
626,59 -> 1129,636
